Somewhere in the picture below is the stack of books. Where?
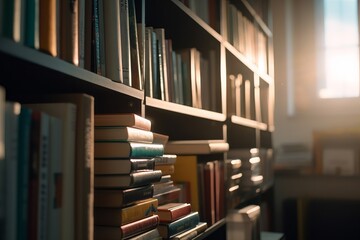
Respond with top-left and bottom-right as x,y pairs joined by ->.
93,113 -> 165,239
157,203 -> 207,240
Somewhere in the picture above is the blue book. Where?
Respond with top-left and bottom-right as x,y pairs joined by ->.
157,212 -> 200,239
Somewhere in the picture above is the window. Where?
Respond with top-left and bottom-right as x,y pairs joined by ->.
318,0 -> 359,99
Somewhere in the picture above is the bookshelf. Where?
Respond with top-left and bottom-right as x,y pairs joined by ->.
0,0 -> 274,239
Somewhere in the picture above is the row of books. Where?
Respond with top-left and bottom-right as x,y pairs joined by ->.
141,25 -> 219,111
227,2 -> 269,74
0,91 -> 94,240
0,0 -> 143,89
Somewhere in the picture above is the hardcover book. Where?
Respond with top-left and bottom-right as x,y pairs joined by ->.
155,164 -> 175,175
94,215 -> 159,240
95,158 -> 155,175
172,222 -> 207,240
94,142 -> 164,159
94,185 -> 154,208
94,126 -> 153,143
94,198 -> 158,226
94,113 -> 151,131
157,212 -> 200,239
94,170 -> 162,188
157,203 -> 191,223
165,139 -> 229,155
154,154 -> 177,165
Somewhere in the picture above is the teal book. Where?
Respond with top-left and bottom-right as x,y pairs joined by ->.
157,212 -> 200,239
24,0 -> 39,49
16,107 -> 32,240
94,142 -> 164,159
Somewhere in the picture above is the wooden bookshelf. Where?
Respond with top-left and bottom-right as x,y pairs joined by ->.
0,0 -> 274,238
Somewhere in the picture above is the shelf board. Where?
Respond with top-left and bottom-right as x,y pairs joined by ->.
230,115 -> 268,130
193,219 -> 226,240
0,37 -> 143,100
171,0 -> 223,43
146,97 -> 226,122
224,41 -> 273,84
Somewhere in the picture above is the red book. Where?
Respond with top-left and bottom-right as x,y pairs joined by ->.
157,203 -> 192,222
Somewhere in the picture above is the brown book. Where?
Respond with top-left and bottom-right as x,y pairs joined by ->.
94,185 -> 154,208
94,126 -> 153,143
203,162 -> 215,226
155,164 -> 175,175
157,203 -> 191,222
39,0 -> 57,56
60,0 -> 79,65
94,198 -> 158,226
94,113 -> 151,131
94,215 -> 159,240
95,158 -> 155,175
165,140 -> 229,155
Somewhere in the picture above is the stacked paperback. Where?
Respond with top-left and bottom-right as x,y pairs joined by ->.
94,113 -> 164,239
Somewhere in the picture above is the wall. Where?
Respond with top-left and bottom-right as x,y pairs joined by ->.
271,0 -> 360,150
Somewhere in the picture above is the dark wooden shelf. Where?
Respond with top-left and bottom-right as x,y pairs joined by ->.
193,219 -> 226,240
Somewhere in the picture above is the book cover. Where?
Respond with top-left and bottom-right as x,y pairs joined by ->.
153,180 -> 174,196
153,185 -> 181,206
157,211 -> 200,239
94,198 -> 158,226
152,132 -> 169,145
94,170 -> 162,188
172,222 -> 207,240
94,113 -> 151,131
127,228 -> 161,240
94,184 -> 154,208
25,103 -> 77,240
94,126 -> 153,143
94,158 -> 155,175
94,142 -> 164,159
171,156 -> 199,212
103,0 -> 123,82
94,215 -> 159,240
39,0 -> 57,56
157,203 -> 191,223
165,139 -> 229,155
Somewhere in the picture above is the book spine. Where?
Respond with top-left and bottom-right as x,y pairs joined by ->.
120,0 -> 132,86
122,185 -> 154,206
127,228 -> 161,240
163,212 -> 200,238
24,0 -> 40,49
130,159 -> 155,172
130,143 -> 164,158
153,187 -> 180,206
39,0 -> 57,56
121,198 -> 158,225
121,215 -> 159,239
167,204 -> 192,222
131,170 -> 162,187
17,107 -> 32,240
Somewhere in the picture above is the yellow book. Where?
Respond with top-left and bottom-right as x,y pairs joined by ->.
171,155 -> 199,212
155,164 -> 175,175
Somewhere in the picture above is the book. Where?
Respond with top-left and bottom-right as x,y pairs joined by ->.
127,228 -> 161,240
157,203 -> 192,223
94,126 -> 153,143
60,0 -> 79,65
120,0 -> 132,86
4,102 -> 20,240
154,28 -> 168,101
103,0 -> 123,82
24,0 -> 39,49
155,164 -> 175,175
94,142 -> 164,159
94,215 -> 159,240
154,154 -> 177,165
144,26 -> 154,98
171,156 -> 199,212
165,140 -> 229,155
94,170 -> 162,188
171,222 -> 207,240
152,132 -> 169,145
153,185 -> 181,206
39,0 -> 57,56
153,180 -> 174,196
94,158 -> 155,174
16,107 -> 32,240
94,198 -> 158,226
157,212 -> 200,239
94,113 -> 151,131
94,185 -> 154,208
23,93 -> 95,240
203,162 -> 215,226
25,103 -> 77,240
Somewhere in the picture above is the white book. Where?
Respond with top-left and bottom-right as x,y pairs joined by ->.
103,0 -> 123,82
25,103 -> 77,240
4,102 -> 20,240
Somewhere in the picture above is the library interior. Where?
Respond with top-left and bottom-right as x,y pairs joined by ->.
1,0 -> 360,239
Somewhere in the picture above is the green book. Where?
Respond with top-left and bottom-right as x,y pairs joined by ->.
94,142 -> 164,159
157,212 -> 200,239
